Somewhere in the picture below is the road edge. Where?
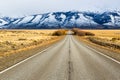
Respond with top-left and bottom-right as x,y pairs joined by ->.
74,36 -> 120,64
0,36 -> 65,74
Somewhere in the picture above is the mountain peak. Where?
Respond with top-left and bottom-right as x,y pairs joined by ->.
0,11 -> 120,29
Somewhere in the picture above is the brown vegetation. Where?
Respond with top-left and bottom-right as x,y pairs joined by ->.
0,30 -> 65,71
82,30 -> 120,50
72,28 -> 95,36
0,30 -> 63,57
88,37 -> 120,49
52,29 -> 67,36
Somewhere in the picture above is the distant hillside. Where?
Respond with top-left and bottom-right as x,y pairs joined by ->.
0,11 -> 120,29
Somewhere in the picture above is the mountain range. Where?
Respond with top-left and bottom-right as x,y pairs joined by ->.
0,11 -> 120,29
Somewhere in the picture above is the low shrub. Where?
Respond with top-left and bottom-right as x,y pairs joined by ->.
72,28 -> 95,36
85,32 -> 95,36
5,41 -> 12,45
77,30 -> 86,36
111,38 -> 120,41
18,38 -> 27,41
72,28 -> 78,35
52,30 -> 66,36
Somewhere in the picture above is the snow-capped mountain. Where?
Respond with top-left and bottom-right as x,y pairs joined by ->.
1,11 -> 120,29
0,19 -> 8,27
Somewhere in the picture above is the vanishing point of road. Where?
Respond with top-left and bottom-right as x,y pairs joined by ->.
0,35 -> 120,80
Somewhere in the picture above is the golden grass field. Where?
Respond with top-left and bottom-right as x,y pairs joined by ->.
83,30 -> 120,44
0,29 -> 66,71
84,30 -> 120,38
0,30 -> 59,57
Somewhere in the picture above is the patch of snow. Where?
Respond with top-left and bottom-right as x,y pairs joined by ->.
0,19 -> 8,26
60,14 -> 66,22
114,16 -> 120,25
48,13 -> 56,22
32,15 -> 42,23
76,13 -> 97,26
41,13 -> 56,24
110,15 -> 115,23
116,11 -> 120,16
18,16 -> 34,24
12,19 -> 21,24
103,22 -> 114,26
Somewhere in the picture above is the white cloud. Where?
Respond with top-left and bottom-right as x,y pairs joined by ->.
0,0 -> 120,17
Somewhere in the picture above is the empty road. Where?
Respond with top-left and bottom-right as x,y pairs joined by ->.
0,35 -> 120,80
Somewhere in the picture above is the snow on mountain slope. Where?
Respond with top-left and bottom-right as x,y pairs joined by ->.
12,19 -> 21,24
0,19 -> 8,26
60,14 -> 66,21
103,15 -> 115,26
110,15 -> 115,23
114,16 -> 120,25
0,11 -> 120,29
32,15 -> 42,23
41,13 -> 56,23
17,16 -> 34,24
78,15 -> 89,25
103,11 -> 120,26
37,13 -> 60,28
77,13 -> 97,25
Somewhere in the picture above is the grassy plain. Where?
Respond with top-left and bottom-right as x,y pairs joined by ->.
83,30 -> 120,46
84,30 -> 120,38
0,30 -> 61,57
0,29 -> 66,71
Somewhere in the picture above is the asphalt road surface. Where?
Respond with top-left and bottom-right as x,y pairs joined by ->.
0,35 -> 120,80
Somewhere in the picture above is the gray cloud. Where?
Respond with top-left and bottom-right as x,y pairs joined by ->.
0,0 -> 120,17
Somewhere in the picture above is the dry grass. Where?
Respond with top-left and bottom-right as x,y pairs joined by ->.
52,29 -> 68,36
72,28 -> 95,36
0,29 -> 66,71
82,30 -> 120,49
0,30 -> 60,57
83,30 -> 120,38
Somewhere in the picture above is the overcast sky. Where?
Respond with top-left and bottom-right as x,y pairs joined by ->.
0,0 -> 120,17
